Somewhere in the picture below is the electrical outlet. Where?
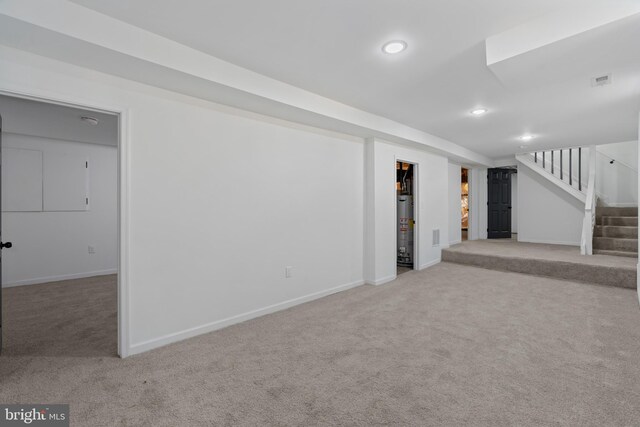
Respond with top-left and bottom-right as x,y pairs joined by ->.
88,245 -> 96,254
285,266 -> 293,278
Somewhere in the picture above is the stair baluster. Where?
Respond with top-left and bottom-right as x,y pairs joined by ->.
578,147 -> 582,191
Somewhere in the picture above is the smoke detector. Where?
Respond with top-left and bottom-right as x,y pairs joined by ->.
591,73 -> 612,87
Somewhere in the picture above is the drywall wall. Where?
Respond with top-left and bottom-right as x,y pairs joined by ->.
511,172 -> 518,233
596,140 -> 637,207
0,46 -> 365,355
1,133 -> 117,286
448,163 -> 462,245
468,168 -> 487,240
364,138 -> 448,284
517,164 -> 583,246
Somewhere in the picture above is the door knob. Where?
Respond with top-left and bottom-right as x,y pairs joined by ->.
1,242 -> 12,249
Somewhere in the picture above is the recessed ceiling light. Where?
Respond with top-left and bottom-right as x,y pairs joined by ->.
80,116 -> 99,125
470,108 -> 487,116
382,40 -> 407,54
520,134 -> 534,141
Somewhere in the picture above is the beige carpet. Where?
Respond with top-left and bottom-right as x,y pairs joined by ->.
443,240 -> 637,289
2,265 -> 640,426
1,274 -> 117,357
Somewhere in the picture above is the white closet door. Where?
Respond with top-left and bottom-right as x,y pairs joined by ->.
43,152 -> 88,211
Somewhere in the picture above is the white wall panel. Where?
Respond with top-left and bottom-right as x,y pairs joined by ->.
1,147 -> 42,212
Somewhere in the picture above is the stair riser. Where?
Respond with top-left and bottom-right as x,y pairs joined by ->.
596,207 -> 638,217
441,251 -> 636,289
597,217 -> 638,226
594,226 -> 638,239
593,237 -> 638,252
593,250 -> 638,258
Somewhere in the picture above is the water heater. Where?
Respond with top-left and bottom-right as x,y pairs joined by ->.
397,195 -> 414,266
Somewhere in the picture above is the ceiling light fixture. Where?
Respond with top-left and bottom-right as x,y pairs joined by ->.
470,108 -> 487,116
80,116 -> 99,126
519,134 -> 534,141
382,40 -> 407,54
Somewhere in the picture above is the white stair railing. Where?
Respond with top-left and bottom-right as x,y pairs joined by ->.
580,147 -> 597,255
517,145 -> 597,255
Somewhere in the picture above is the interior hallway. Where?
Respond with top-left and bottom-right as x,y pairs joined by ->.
1,265 -> 639,426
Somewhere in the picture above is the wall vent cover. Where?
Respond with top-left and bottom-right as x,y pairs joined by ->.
591,74 -> 612,87
432,229 -> 440,247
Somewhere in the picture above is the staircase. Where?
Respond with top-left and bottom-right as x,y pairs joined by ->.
594,206 -> 638,258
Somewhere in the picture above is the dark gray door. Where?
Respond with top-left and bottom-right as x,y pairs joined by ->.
0,115 -> 3,353
0,115 -> 12,354
487,168 -> 512,239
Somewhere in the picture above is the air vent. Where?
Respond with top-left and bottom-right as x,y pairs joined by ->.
591,73 -> 612,87
432,229 -> 440,247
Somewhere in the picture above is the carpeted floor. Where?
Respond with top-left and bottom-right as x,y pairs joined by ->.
1,275 -> 117,357
443,240 -> 637,289
1,264 -> 640,426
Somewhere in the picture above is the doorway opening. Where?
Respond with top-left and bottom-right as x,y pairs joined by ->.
461,168 -> 469,241
396,161 -> 416,275
0,94 -> 120,357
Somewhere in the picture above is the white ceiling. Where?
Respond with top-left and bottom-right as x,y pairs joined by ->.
41,0 -> 640,157
0,95 -> 118,146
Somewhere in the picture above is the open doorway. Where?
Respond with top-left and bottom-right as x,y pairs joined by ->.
0,95 -> 119,357
461,168 -> 469,241
396,161 -> 416,275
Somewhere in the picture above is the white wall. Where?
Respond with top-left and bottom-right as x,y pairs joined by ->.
596,140 -> 638,207
365,139 -> 448,285
469,168 -> 487,240
448,163 -> 462,245
0,46 -> 366,355
517,164 -> 583,246
2,133 -> 117,286
511,172 -> 518,234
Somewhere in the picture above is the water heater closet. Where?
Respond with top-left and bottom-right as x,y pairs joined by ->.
396,162 -> 415,268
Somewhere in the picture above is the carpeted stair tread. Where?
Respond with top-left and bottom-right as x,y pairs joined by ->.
593,207 -> 638,258
596,207 -> 638,217
592,236 -> 638,252
594,225 -> 638,238
597,216 -> 638,226
593,249 -> 639,258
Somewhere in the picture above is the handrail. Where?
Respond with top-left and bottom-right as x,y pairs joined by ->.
580,146 -> 597,255
596,150 -> 638,173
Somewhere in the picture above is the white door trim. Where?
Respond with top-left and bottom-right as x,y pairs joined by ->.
394,158 -> 419,271
0,87 -> 131,358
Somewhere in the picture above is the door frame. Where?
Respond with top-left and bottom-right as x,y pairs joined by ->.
464,166 -> 474,239
394,157 -> 419,272
0,88 -> 131,358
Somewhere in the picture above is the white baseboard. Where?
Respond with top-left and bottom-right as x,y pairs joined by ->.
2,269 -> 118,288
448,239 -> 461,246
365,274 -> 397,286
129,278 -> 365,356
419,258 -> 441,270
517,238 -> 580,247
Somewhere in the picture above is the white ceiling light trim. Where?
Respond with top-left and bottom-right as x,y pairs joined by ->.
382,40 -> 407,54
519,134 -> 535,141
470,108 -> 488,116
